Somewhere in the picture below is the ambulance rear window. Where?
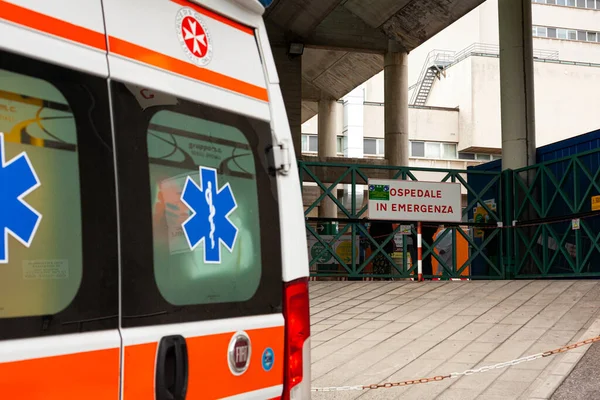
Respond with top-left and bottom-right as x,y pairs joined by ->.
0,69 -> 82,318
147,110 -> 262,305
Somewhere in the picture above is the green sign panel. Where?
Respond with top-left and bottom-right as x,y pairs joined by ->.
310,242 -> 332,263
368,184 -> 390,201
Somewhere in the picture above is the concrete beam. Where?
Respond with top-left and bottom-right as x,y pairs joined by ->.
381,0 -> 485,52
265,0 -> 343,38
306,6 -> 389,52
301,101 -> 318,123
304,50 -> 384,100
344,0 -> 411,29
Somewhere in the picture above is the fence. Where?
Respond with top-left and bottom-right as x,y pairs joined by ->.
299,161 -> 505,280
511,147 -> 600,278
300,146 -> 600,280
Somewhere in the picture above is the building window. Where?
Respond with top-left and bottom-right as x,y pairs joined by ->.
439,143 -> 455,159
410,141 -> 457,159
301,134 -> 346,154
425,142 -> 441,158
301,134 -> 318,153
533,24 -> 600,44
364,138 -> 384,156
337,136 -> 345,154
535,0 -> 600,7
533,26 -> 547,37
411,141 -> 425,157
557,28 -> 567,39
476,154 -> 492,161
458,152 -> 500,161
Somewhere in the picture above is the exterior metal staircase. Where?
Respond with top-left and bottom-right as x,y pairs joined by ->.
408,44 -> 559,107
409,50 -> 453,106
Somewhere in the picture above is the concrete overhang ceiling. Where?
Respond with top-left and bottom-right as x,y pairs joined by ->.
265,0 -> 486,123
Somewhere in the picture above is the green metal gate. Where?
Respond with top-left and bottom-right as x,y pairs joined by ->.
511,148 -> 600,278
299,161 -> 505,280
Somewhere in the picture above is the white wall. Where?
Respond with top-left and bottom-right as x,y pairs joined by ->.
533,38 -> 600,63
471,56 -> 502,149
427,59 -> 475,151
478,0 -> 500,44
534,61 -> 600,145
533,3 -> 600,34
429,56 -> 600,150
362,104 -> 459,142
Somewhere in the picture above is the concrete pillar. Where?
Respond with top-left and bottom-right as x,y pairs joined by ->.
271,46 -> 302,158
318,97 -> 338,218
318,98 -> 338,160
498,0 -> 536,173
498,0 -> 537,276
384,40 -> 409,169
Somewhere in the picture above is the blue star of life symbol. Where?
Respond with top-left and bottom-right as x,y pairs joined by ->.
0,132 -> 42,263
180,166 -> 238,264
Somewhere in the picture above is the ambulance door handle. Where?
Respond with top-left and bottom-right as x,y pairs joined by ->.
155,335 -> 189,400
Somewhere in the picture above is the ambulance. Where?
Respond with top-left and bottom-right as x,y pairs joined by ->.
0,0 -> 310,398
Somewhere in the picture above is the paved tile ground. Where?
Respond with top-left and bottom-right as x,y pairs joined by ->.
309,280 -> 600,400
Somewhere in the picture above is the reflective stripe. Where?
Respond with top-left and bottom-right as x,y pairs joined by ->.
0,1 -> 269,102
0,1 -> 106,50
0,347 -> 120,399
108,36 -> 269,102
123,324 -> 285,399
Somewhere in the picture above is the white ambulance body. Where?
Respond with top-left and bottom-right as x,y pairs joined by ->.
0,0 -> 310,398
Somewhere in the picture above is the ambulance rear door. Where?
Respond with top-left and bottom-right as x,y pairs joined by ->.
0,1 -> 121,398
102,0 -> 285,398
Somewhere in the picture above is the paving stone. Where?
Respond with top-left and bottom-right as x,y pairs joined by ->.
361,329 -> 400,342
420,340 -> 471,361
376,322 -> 413,333
436,387 -> 482,400
312,329 -> 347,342
337,328 -> 376,340
482,380 -> 531,398
497,368 -> 542,383
448,322 -> 496,341
476,324 -> 523,343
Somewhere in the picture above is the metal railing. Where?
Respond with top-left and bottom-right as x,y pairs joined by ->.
299,161 -> 505,280
409,50 -> 454,103
511,147 -> 600,278
408,43 -> 560,102
300,148 -> 600,280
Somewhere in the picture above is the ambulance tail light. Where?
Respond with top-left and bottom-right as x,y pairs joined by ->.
283,277 -> 310,399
